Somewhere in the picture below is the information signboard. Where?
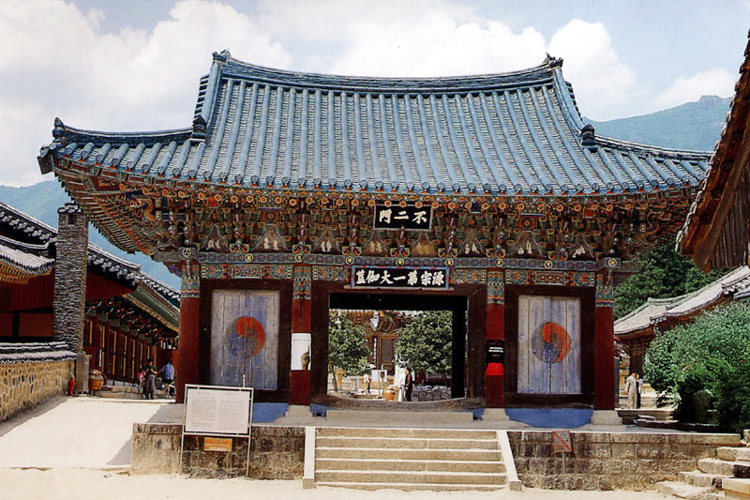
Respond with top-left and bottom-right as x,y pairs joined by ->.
486,340 -> 505,364
183,384 -> 254,437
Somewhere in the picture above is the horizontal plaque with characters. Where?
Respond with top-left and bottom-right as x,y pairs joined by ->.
351,266 -> 449,289
373,204 -> 432,230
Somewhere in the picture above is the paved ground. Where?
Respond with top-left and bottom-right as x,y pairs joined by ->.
0,396 -> 672,499
0,396 -> 167,468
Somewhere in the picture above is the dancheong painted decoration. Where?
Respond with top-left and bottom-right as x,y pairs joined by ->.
37,50 -> 711,414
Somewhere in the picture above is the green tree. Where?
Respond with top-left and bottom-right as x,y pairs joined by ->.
395,311 -> 452,376
614,243 -> 725,319
328,312 -> 370,391
644,302 -> 750,432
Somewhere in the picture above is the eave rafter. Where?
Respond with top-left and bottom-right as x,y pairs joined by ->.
53,155 -> 697,269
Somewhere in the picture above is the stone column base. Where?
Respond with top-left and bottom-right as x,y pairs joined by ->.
285,404 -> 312,418
483,408 -> 510,421
590,410 -> 623,425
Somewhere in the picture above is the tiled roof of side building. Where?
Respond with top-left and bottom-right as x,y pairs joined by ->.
39,51 -> 711,197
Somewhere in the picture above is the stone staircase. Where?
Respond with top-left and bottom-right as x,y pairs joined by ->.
312,427 -> 516,491
657,444 -> 750,499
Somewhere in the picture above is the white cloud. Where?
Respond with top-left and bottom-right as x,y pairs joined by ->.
548,19 -> 637,120
258,0 -> 547,77
0,0 -> 292,186
654,68 -> 736,110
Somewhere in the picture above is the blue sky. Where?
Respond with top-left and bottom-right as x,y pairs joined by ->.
2,0 -> 749,186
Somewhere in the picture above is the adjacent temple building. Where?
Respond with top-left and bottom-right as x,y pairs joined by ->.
37,51 -> 710,423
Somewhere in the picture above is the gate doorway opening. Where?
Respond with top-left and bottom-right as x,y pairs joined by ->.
325,293 -> 467,400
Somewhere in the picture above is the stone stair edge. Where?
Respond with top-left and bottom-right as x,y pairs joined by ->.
315,481 -> 505,491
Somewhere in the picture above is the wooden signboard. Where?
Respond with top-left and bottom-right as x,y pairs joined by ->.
373,204 -> 432,230
204,437 -> 233,452
351,267 -> 448,289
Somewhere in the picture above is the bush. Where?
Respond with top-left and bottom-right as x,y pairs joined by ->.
643,301 -> 750,432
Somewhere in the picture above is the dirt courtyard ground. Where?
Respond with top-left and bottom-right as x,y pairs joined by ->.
0,468 -> 671,500
0,397 -> 671,499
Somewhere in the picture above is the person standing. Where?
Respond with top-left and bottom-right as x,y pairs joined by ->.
144,358 -> 157,400
161,359 -> 175,397
636,374 -> 643,409
624,372 -> 637,409
404,367 -> 414,402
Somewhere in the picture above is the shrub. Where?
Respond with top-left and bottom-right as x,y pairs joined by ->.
644,301 -> 750,432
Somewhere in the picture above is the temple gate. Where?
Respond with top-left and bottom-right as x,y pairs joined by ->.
38,51 -> 710,421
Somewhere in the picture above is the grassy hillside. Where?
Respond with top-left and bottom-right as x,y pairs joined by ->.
0,182 -> 179,288
588,95 -> 730,151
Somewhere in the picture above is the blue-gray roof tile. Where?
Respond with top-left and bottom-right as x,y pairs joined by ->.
41,51 -> 712,196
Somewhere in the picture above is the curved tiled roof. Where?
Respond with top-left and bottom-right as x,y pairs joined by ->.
0,236 -> 54,280
614,266 -> 750,336
40,51 -> 711,197
0,201 -> 139,287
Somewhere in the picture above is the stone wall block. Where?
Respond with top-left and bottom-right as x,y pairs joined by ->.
53,204 -> 88,353
0,361 -> 74,422
611,443 -> 636,459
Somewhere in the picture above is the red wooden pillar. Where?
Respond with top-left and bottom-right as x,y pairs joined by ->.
594,269 -> 615,410
485,269 -> 505,408
289,264 -> 312,405
175,258 -> 200,404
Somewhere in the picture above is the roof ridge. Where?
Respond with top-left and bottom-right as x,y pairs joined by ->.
218,51 -> 558,94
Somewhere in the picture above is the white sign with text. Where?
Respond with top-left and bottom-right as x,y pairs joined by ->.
184,384 -> 253,436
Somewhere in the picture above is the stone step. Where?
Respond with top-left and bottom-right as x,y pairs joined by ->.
737,449 -> 750,463
679,470 -> 727,488
718,447 -> 742,462
316,446 -> 503,462
316,457 -> 504,474
700,458 -> 737,477
325,409 -> 473,424
315,481 -> 505,492
723,477 -> 750,499
656,480 -> 714,499
316,469 -> 507,486
316,427 -> 495,440
316,436 -> 497,450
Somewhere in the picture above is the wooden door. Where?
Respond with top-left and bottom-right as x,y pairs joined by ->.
517,295 -> 581,394
210,290 -> 280,389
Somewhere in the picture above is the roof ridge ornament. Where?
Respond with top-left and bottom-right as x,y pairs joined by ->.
213,49 -> 231,62
192,115 -> 207,140
545,53 -> 564,68
581,123 -> 597,151
52,117 -> 66,139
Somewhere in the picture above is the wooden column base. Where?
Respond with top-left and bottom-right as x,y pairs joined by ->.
594,306 -> 615,410
290,370 -> 311,405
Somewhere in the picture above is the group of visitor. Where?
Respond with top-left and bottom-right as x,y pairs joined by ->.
135,359 -> 176,399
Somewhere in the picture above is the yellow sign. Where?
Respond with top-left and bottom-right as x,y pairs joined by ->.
204,437 -> 233,452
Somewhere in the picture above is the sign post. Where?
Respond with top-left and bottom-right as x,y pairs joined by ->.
180,384 -> 254,475
551,429 -> 572,475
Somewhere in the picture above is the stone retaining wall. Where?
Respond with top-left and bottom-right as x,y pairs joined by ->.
508,430 -> 741,490
132,423 -> 304,479
132,424 -> 741,490
0,359 -> 74,422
